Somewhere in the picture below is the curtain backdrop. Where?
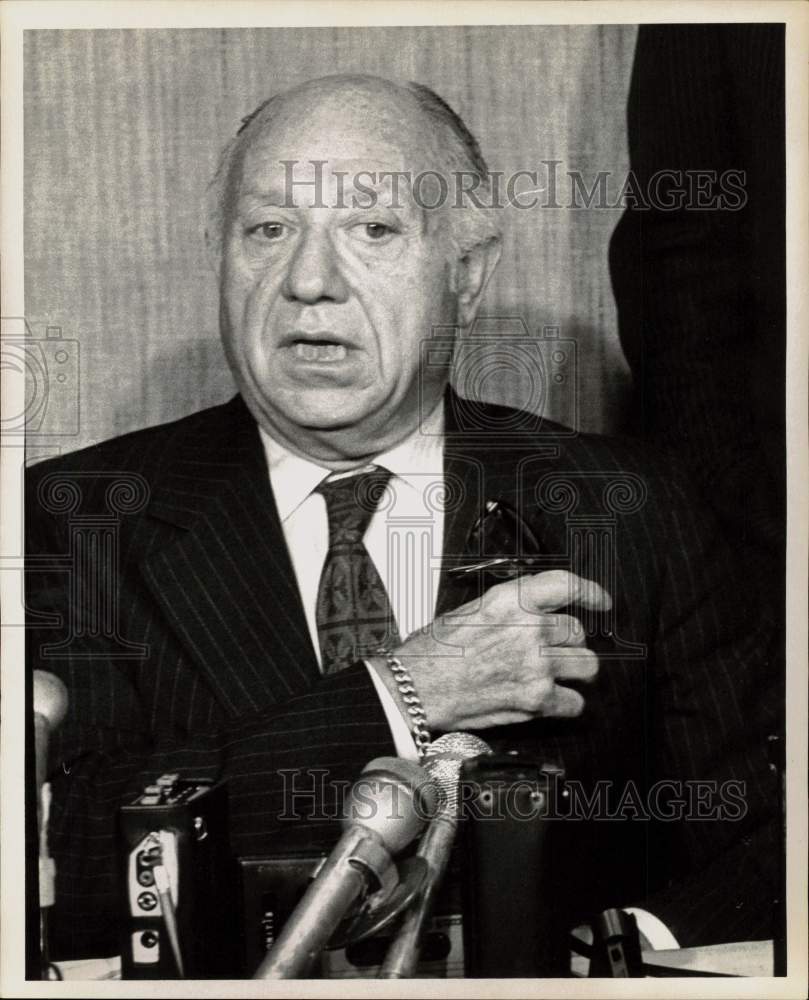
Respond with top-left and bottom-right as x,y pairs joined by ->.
24,25 -> 637,456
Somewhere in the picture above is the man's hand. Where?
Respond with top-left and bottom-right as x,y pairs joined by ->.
368,570 -> 611,733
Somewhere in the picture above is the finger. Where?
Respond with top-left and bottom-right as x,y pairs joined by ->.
514,569 -> 611,614
544,646 -> 599,683
510,672 -> 556,713
459,710 -> 538,729
517,666 -> 587,717
536,613 -> 587,647
509,663 -> 591,718
544,683 -> 586,718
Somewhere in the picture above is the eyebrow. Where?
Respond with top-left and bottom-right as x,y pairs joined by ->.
236,176 -> 423,214
237,189 -> 290,208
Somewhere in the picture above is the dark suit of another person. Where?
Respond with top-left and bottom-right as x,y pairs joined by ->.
609,24 -> 786,605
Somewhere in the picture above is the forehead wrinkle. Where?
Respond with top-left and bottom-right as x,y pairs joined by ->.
237,166 -> 425,220
237,80 -> 442,188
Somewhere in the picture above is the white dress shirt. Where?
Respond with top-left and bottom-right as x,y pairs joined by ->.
258,402 -> 446,759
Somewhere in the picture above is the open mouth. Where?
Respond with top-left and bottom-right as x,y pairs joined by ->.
286,332 -> 356,363
278,333 -> 365,388
292,340 -> 348,362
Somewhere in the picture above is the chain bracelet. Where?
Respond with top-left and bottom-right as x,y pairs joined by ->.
379,650 -> 432,758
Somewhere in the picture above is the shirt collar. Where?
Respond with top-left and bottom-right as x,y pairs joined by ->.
259,401 -> 445,523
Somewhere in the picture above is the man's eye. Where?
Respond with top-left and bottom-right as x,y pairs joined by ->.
365,223 -> 392,240
249,222 -> 286,241
351,222 -> 398,243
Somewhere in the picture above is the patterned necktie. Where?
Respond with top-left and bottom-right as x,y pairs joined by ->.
315,467 -> 401,674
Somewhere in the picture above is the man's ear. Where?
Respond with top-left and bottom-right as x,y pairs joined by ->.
455,238 -> 502,328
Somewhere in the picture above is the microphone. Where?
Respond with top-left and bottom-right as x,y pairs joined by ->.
379,732 -> 492,978
32,671 -> 68,975
254,755 -> 438,979
33,670 -> 68,799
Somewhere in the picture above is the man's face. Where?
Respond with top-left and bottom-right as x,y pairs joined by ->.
219,83 -> 461,463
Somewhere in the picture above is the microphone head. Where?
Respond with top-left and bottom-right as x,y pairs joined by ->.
33,671 -> 68,729
343,756 -> 439,854
422,733 -> 493,816
425,732 -> 492,760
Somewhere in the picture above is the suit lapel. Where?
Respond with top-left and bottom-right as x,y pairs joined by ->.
140,397 -> 319,718
435,390 -> 569,616
436,391 -> 518,615
435,446 -> 487,616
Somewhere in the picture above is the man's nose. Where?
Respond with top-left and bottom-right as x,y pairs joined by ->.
281,229 -> 349,304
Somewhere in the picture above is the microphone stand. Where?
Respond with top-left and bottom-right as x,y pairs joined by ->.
379,732 -> 492,978
38,783 -> 59,979
377,806 -> 455,977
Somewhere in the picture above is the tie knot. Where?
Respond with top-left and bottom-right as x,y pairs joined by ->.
316,467 -> 393,544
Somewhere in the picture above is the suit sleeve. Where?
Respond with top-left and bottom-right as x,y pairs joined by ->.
26,500 -> 395,960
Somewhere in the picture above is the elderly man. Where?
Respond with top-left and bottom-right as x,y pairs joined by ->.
26,75 -> 780,963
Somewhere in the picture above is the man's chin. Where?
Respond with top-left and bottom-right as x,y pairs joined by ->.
248,386 -> 388,446
283,389 -> 381,432
257,394 -> 426,464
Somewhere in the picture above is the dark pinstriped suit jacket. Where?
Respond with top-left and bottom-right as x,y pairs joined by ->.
609,24 -> 785,602
26,392 -> 781,959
